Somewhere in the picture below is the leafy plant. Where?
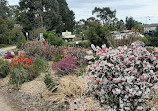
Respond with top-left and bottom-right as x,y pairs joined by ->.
44,74 -> 58,92
85,44 -> 158,111
9,66 -> 33,87
33,57 -> 49,73
9,54 -> 38,87
44,32 -> 65,46
52,54 -> 65,62
9,27 -> 26,49
0,59 -> 9,78
78,40 -> 91,48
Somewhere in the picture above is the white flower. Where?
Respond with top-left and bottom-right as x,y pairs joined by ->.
85,55 -> 94,60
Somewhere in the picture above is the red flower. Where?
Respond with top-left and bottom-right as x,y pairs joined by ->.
43,41 -> 46,45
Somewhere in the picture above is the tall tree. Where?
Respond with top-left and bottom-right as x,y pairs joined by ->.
125,16 -> 142,30
17,0 -> 75,33
0,0 -> 9,18
92,7 -> 117,25
57,0 -> 75,32
0,16 -> 9,44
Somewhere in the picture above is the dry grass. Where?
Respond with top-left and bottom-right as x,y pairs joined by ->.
42,74 -> 87,102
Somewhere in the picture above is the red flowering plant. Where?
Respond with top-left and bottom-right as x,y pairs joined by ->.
52,54 -> 78,75
9,54 -> 34,68
85,44 -> 158,111
8,54 -> 38,87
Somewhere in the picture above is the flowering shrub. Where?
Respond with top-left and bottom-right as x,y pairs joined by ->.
64,46 -> 87,66
9,54 -> 34,68
4,51 -> 14,59
9,54 -> 37,87
23,41 -> 56,60
85,44 -> 158,111
52,55 -> 78,75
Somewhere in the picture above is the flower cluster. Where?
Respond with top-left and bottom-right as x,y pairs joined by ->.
52,55 -> 78,75
23,41 -> 56,60
9,54 -> 34,68
85,44 -> 158,111
64,46 -> 87,66
4,51 -> 14,59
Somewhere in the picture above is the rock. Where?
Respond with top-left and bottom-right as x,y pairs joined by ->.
78,76 -> 82,79
0,50 -> 7,56
81,96 -> 85,100
74,99 -> 81,105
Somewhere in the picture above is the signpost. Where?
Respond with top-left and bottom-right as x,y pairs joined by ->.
40,33 -> 44,41
26,32 -> 28,41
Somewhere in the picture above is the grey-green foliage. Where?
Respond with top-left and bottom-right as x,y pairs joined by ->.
0,59 -> 9,78
33,57 -> 49,73
9,66 -> 31,87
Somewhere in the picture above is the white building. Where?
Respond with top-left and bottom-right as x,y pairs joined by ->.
143,24 -> 158,32
62,31 -> 75,42
112,30 -> 144,40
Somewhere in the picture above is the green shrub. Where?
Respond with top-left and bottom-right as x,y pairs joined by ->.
33,57 -> 49,73
66,42 -> 76,47
75,64 -> 87,77
44,32 -> 65,46
141,35 -> 151,46
52,54 -> 65,62
0,59 -> 9,78
78,40 -> 90,48
44,74 -> 58,92
9,65 -> 37,87
9,27 -> 26,49
0,44 -> 8,48
9,55 -> 38,87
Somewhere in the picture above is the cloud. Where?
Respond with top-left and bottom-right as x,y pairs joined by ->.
8,0 -> 158,23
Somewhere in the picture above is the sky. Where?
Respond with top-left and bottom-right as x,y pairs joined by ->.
8,0 -> 158,24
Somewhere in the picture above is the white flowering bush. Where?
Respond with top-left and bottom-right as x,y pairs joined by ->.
85,44 -> 158,111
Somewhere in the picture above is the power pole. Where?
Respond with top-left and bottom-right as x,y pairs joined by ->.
146,16 -> 150,24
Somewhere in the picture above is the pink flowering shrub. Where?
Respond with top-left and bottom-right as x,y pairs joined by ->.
85,44 -> 158,111
23,41 -> 62,61
64,46 -> 87,66
52,55 -> 78,75
4,51 -> 14,59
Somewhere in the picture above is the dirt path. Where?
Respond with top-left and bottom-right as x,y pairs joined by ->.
0,46 -> 16,51
0,92 -> 20,111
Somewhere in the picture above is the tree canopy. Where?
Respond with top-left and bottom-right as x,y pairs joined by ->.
92,7 -> 117,25
17,0 -> 75,33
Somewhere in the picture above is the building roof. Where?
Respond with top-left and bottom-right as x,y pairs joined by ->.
143,23 -> 158,27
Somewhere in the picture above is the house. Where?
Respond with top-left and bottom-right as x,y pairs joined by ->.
62,30 -> 75,42
143,23 -> 158,33
112,30 -> 144,40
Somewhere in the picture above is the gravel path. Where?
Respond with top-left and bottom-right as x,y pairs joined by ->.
0,92 -> 20,111
0,46 -> 16,51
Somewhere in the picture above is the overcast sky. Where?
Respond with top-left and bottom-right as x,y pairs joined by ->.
8,0 -> 158,24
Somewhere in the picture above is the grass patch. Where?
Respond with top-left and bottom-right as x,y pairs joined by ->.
0,44 -> 9,48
